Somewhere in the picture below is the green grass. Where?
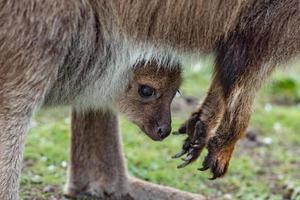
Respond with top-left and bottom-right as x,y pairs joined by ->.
21,60 -> 300,199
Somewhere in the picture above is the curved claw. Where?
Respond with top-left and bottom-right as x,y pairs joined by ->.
172,149 -> 187,159
177,149 -> 198,168
177,160 -> 191,168
183,154 -> 193,161
198,166 -> 209,171
191,144 -> 201,148
174,112 -> 211,171
182,140 -> 191,150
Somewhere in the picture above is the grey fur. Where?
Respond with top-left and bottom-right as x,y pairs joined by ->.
1,0 -> 299,199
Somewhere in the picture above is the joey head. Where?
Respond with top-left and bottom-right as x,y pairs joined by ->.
117,60 -> 181,141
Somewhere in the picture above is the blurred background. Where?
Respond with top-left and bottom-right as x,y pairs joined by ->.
21,58 -> 300,200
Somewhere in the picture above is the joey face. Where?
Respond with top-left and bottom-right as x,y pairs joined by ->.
117,60 -> 181,141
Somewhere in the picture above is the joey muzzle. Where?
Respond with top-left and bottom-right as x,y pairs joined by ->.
142,123 -> 172,141
142,110 -> 172,141
157,124 -> 172,139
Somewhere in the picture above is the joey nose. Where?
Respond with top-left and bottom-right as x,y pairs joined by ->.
157,125 -> 171,139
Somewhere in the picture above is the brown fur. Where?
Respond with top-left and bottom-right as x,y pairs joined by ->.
118,0 -> 300,58
64,64 -> 202,199
117,0 -> 300,178
65,110 -> 129,198
0,0 -> 299,199
65,109 -> 203,200
117,60 -> 181,140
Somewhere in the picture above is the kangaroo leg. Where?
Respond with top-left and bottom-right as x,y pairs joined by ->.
64,109 -> 204,200
201,64 -> 272,179
174,62 -> 273,179
64,109 -> 130,199
0,90 -> 50,199
190,1 -> 300,178
0,63 -> 56,200
174,0 -> 300,177
0,36 -> 60,199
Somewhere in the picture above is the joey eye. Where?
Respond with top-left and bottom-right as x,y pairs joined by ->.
138,85 -> 155,98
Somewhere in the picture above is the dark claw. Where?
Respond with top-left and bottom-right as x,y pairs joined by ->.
201,154 -> 211,170
177,160 -> 191,168
198,166 -> 209,171
200,150 -> 229,180
181,147 -> 202,165
184,154 -> 193,161
191,144 -> 201,148
173,138 -> 192,159
211,160 -> 229,179
183,140 -> 191,150
174,112 -> 210,170
172,149 -> 187,159
209,167 -> 223,180
179,146 -> 201,165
